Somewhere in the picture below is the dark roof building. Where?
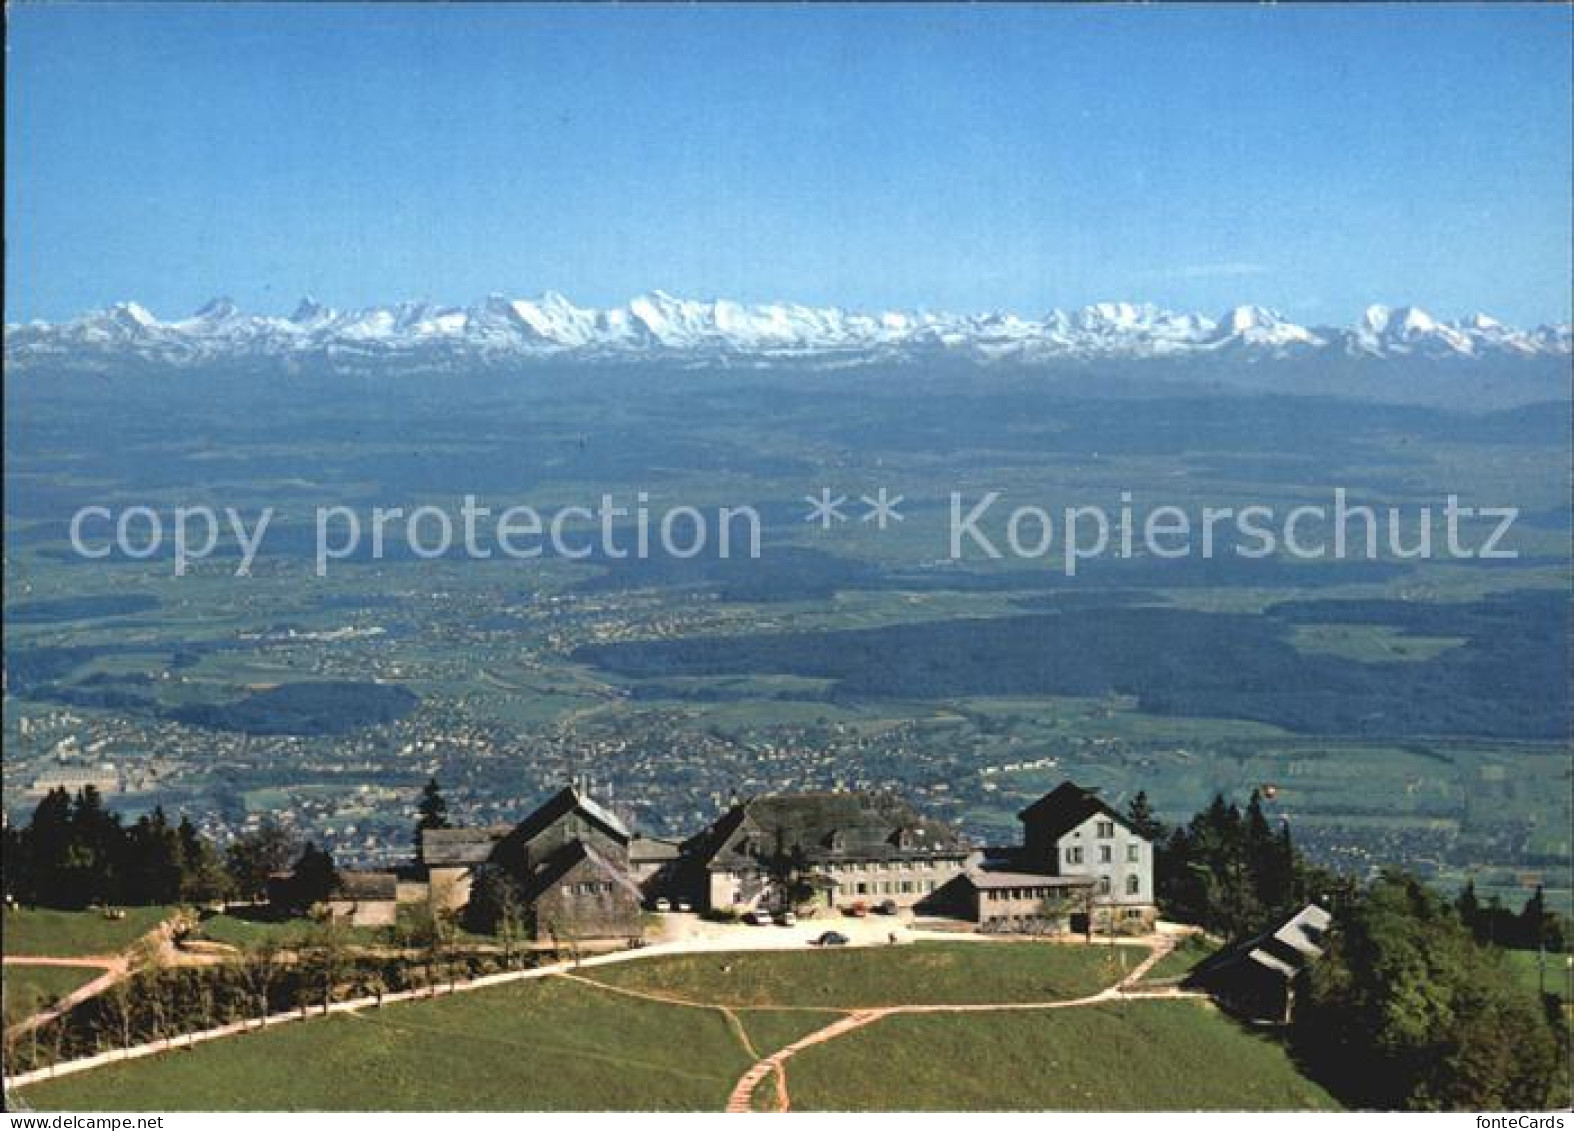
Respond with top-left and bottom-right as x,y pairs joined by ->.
420,824 -> 512,868
962,780 -> 1158,934
689,791 -> 966,870
683,790 -> 970,913
1187,903 -> 1332,1023
331,870 -> 398,902
421,785 -> 644,942
1018,781 -> 1138,857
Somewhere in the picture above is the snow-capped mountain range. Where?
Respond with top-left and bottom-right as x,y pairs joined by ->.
5,292 -> 1570,370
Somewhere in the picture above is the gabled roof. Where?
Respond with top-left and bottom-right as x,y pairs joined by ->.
511,785 -> 631,847
331,870 -> 398,901
1018,781 -> 1139,842
420,824 -> 512,866
520,839 -> 643,903
692,790 -> 967,870
1189,903 -> 1332,988
964,866 -> 1097,892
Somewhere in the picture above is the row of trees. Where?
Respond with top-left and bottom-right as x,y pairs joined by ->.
1126,788 -> 1354,939
2,785 -> 324,909
4,776 -> 458,911
1133,787 -> 1567,953
6,915 -> 540,1076
1455,880 -> 1566,953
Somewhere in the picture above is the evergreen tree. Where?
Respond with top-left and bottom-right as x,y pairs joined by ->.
63,786 -> 123,906
5,788 -> 233,911
414,777 -> 450,852
285,843 -> 338,913
1125,790 -> 1165,843
0,822 -> 27,903
1155,790 -> 1317,937
1455,879 -> 1481,934
225,819 -> 299,901
1263,822 -> 1297,908
126,808 -> 185,904
177,816 -> 229,902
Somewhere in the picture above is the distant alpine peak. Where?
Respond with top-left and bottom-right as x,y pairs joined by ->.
5,292 -> 1569,370
192,296 -> 241,321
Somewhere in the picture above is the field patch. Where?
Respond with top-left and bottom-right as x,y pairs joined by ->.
2,965 -> 106,1027
734,1007 -> 846,1055
2,906 -> 172,958
581,941 -> 1121,1008
786,999 -> 1340,1111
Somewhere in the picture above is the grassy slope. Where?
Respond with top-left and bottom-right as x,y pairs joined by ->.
194,912 -> 385,950
18,945 -> 1339,1112
19,976 -> 754,1112
2,966 -> 105,1027
582,941 -> 1121,1008
1,907 -> 173,958
1141,935 -> 1218,982
787,999 -> 1342,1111
193,905 -> 497,951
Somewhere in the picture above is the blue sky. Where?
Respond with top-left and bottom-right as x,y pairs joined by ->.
7,3 -> 1571,324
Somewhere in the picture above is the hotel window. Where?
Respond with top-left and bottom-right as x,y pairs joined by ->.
1099,845 -> 1112,863
1127,843 -> 1140,863
1098,877 -> 1112,895
1066,846 -> 1084,865
1126,875 -> 1141,896
1096,820 -> 1115,838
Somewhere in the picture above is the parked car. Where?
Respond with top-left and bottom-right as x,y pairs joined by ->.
652,897 -> 671,912
843,903 -> 868,918
873,899 -> 899,916
777,911 -> 798,926
745,909 -> 774,926
812,931 -> 850,947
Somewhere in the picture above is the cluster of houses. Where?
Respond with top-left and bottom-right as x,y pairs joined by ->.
311,779 -> 1159,941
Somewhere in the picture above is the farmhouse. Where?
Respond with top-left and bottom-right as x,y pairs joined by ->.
680,791 -> 970,914
962,781 -> 1156,933
1186,902 -> 1331,1022
417,786 -> 647,941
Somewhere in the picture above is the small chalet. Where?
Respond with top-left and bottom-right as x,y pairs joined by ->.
1186,902 -> 1332,1023
418,785 -> 646,942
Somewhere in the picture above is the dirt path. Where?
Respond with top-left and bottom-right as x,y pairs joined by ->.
6,924 -> 1201,1103
1,956 -> 122,969
722,935 -> 1190,1113
5,961 -> 127,1039
4,917 -> 183,1039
